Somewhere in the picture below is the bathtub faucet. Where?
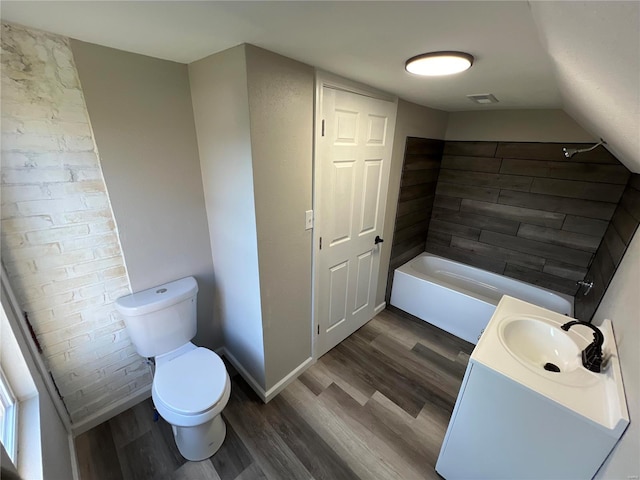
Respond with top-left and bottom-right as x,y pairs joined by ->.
576,279 -> 593,296
561,321 -> 604,373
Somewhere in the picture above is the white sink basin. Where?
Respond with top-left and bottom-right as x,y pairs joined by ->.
499,317 -> 582,374
472,296 -> 629,435
438,296 -> 630,480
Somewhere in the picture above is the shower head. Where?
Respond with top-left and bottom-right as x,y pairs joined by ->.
562,139 -> 606,159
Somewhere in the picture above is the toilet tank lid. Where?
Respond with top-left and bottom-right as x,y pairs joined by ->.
115,277 -> 198,316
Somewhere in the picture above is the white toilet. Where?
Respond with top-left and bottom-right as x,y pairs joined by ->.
115,276 -> 231,461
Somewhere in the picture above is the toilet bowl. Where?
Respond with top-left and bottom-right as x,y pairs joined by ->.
152,343 -> 231,460
115,277 -> 231,461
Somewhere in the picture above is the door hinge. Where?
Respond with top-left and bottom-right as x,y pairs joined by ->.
317,325 -> 320,335
319,236 -> 322,250
321,119 -> 325,137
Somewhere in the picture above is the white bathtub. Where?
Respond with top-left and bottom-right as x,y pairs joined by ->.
390,252 -> 574,345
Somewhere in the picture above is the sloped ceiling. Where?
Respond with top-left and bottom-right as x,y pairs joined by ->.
1,1 -> 638,171
530,1 -> 640,173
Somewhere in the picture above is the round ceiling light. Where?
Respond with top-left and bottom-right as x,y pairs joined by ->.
405,51 -> 474,76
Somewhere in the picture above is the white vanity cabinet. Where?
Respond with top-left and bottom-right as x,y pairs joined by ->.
436,296 -> 629,480
436,360 -> 622,479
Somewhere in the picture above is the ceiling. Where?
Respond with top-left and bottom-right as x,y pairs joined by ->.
1,1 -> 639,171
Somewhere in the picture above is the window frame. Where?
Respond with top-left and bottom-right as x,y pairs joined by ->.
0,366 -> 18,465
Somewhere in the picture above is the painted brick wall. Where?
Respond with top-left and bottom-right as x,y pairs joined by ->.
1,23 -> 151,423
426,141 -> 630,296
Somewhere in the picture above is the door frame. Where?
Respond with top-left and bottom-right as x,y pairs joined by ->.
311,71 -> 397,360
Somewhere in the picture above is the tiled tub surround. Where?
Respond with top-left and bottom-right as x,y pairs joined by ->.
426,141 -> 630,298
386,137 -> 444,302
1,23 -> 150,423
575,174 -> 640,321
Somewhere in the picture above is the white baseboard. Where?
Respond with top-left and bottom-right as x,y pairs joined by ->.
71,385 -> 151,436
69,346 -> 313,435
264,356 -> 314,402
219,347 -> 267,401
220,348 -> 313,403
375,301 -> 386,315
68,432 -> 80,480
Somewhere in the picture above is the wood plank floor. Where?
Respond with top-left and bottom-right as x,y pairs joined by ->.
75,307 -> 473,480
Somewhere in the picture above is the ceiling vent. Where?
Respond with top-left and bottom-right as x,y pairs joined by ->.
467,93 -> 499,104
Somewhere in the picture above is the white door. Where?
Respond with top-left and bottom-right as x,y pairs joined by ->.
315,85 -> 397,357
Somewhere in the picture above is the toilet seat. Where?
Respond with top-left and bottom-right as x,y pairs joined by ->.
154,347 -> 227,415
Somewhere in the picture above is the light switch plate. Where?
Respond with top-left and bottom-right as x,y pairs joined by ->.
305,210 -> 313,230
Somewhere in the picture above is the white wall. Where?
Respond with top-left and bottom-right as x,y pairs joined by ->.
530,2 -> 640,173
375,99 -> 449,307
593,231 -> 640,479
189,46 -> 266,388
245,45 -> 314,390
70,40 -> 218,349
445,109 -> 595,142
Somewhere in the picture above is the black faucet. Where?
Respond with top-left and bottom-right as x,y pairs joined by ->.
561,321 -> 604,373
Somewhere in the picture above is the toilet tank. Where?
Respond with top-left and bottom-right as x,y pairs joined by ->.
115,277 -> 198,358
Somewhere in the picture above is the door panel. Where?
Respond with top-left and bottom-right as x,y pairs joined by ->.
354,250 -> 373,313
316,86 -> 397,357
329,161 -> 355,246
360,159 -> 382,234
328,261 -> 349,329
336,109 -> 359,144
367,114 -> 387,145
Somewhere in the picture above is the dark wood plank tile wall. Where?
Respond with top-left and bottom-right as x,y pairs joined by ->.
425,141 -> 631,297
574,173 -> 640,321
386,137 -> 444,302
